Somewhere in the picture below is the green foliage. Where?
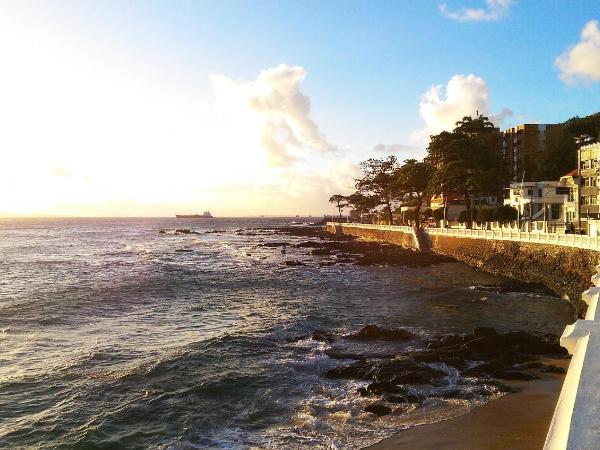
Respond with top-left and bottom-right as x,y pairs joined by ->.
328,194 -> 348,220
458,209 -> 473,223
355,156 -> 399,224
426,115 -> 508,216
345,193 -> 379,218
458,205 -> 517,224
432,208 -> 444,221
477,208 -> 495,223
395,159 -> 434,228
495,205 -> 518,222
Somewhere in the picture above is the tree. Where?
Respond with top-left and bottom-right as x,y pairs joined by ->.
395,159 -> 434,229
328,194 -> 348,221
345,193 -> 379,222
355,156 -> 399,224
495,205 -> 518,223
426,115 -> 508,227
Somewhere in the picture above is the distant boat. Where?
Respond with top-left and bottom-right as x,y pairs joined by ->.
176,211 -> 213,218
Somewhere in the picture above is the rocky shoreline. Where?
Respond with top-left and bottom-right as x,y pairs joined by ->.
297,324 -> 568,419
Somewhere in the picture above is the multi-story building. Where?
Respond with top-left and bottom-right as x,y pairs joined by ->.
579,142 -> 600,222
502,124 -> 563,182
558,169 -> 580,228
503,181 -> 564,224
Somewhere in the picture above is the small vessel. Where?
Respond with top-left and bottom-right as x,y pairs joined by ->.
176,211 -> 213,218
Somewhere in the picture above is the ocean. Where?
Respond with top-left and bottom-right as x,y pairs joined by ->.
0,218 -> 572,449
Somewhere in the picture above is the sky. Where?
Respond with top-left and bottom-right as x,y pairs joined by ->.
1,0 -> 600,217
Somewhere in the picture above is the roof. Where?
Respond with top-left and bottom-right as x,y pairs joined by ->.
563,168 -> 579,177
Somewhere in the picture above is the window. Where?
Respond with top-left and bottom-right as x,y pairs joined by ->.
527,189 -> 533,196
538,189 -> 543,198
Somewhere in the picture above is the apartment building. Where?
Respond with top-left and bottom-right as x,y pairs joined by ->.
502,123 -> 563,182
579,142 -> 600,221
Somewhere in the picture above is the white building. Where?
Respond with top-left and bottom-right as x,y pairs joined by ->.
504,181 -> 565,224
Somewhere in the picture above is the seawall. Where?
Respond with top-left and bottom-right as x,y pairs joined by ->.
327,223 -> 598,317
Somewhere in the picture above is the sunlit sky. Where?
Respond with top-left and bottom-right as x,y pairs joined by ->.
1,0 -> 600,217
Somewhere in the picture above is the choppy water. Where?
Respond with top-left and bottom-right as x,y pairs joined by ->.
0,218 -> 573,449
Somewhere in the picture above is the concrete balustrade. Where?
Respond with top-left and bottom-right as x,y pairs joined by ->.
327,223 -> 600,251
545,266 -> 600,449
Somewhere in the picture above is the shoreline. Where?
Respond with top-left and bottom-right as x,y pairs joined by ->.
367,358 -> 567,450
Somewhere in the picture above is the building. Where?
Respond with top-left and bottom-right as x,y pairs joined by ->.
579,142 -> 600,222
504,181 -> 564,226
502,123 -> 563,182
558,169 -> 580,229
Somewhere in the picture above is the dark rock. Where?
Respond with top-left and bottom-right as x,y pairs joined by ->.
310,248 -> 332,256
284,260 -> 305,266
175,229 -> 200,235
473,327 -> 497,338
541,364 -> 566,374
294,241 -> 324,248
261,242 -> 289,247
348,325 -> 416,341
310,330 -> 336,343
364,403 -> 392,416
175,249 -> 193,252
324,361 -> 374,380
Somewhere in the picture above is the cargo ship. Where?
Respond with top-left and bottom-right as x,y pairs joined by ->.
175,211 -> 213,218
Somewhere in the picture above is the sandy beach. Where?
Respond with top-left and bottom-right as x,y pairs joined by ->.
368,358 -> 568,450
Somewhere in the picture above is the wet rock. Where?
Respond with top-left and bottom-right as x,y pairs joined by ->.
175,249 -> 193,253
348,325 -> 416,342
364,403 -> 392,416
294,241 -> 324,248
261,242 -> 289,247
205,229 -> 226,234
284,260 -> 305,266
325,360 -> 374,380
310,330 -> 336,343
541,364 -> 566,374
310,248 -> 332,256
175,229 -> 200,235
473,327 -> 497,338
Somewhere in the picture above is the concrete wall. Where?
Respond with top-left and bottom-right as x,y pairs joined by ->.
427,235 -> 596,317
326,223 -> 418,249
328,224 -> 598,317
545,266 -> 600,449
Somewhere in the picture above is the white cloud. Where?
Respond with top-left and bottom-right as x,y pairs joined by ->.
210,64 -> 332,167
556,20 -> 600,84
411,74 -> 512,144
439,0 -> 512,22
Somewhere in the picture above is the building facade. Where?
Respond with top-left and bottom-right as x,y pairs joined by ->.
504,181 -> 564,224
579,142 -> 600,222
502,123 -> 563,182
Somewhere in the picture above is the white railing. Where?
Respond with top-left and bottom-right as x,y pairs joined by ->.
327,222 -> 600,251
328,222 -> 415,233
545,266 -> 600,449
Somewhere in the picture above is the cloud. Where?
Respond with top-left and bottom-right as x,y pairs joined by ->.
51,166 -> 73,177
439,0 -> 512,22
210,64 -> 332,166
373,143 -> 423,156
556,20 -> 600,84
411,74 -> 512,144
